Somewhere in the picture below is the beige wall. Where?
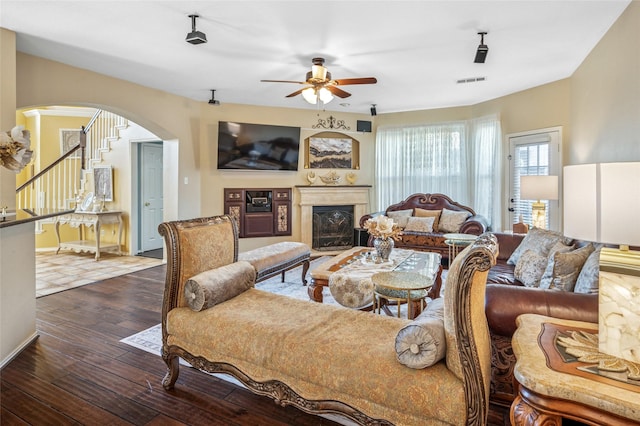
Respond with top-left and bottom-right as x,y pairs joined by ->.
14,54 -> 375,251
6,0 -> 640,248
570,0 -> 640,164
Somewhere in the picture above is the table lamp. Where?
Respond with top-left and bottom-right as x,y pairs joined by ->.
520,175 -> 558,229
564,162 -> 640,364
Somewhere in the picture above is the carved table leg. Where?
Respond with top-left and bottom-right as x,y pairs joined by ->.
510,394 -> 562,426
308,279 -> 324,303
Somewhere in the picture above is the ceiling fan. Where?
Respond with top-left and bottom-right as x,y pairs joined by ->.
261,57 -> 377,104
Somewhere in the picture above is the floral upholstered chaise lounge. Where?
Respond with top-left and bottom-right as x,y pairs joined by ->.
158,214 -> 498,426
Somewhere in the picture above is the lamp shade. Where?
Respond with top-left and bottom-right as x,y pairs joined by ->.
563,162 -> 640,246
520,175 -> 558,201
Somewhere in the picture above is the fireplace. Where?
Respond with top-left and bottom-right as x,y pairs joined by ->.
312,205 -> 354,251
296,185 -> 371,253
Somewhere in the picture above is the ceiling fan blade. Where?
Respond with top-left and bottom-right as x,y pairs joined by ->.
285,88 -> 306,98
325,85 -> 351,98
261,79 -> 307,84
333,77 -> 378,86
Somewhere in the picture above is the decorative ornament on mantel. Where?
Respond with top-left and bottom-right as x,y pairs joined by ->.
346,172 -> 357,185
312,115 -> 350,130
1,126 -> 33,172
306,171 -> 317,185
319,170 -> 342,185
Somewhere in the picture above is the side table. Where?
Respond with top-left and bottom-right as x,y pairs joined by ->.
511,313 -> 640,425
443,233 -> 477,268
371,271 -> 433,319
55,211 -> 123,261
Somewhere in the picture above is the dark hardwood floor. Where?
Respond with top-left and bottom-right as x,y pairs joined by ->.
0,265 -> 340,426
2,263 -> 511,425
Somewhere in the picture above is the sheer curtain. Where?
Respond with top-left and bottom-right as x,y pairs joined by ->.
375,114 -> 502,229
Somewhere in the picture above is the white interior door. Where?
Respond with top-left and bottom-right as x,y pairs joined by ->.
140,142 -> 163,252
508,127 -> 562,231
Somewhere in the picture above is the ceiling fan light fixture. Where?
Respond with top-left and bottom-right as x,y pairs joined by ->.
474,31 -> 488,63
301,87 -> 334,105
186,14 -> 207,45
318,87 -> 333,103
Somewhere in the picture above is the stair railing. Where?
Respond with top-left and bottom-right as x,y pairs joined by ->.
15,109 -> 127,212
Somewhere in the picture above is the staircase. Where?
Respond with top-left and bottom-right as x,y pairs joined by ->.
16,109 -> 127,224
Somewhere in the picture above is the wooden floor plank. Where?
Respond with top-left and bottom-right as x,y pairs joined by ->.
1,265 -> 342,426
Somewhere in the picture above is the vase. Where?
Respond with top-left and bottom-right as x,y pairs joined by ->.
373,237 -> 394,262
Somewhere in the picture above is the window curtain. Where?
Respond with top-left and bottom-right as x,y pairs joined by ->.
375,114 -> 502,229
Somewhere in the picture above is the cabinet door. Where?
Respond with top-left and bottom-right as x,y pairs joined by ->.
244,213 -> 274,237
273,200 -> 291,235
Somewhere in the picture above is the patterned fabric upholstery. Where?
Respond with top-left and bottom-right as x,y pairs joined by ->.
168,216 -> 238,309
160,215 -> 498,426
238,241 -> 310,281
184,261 -> 256,311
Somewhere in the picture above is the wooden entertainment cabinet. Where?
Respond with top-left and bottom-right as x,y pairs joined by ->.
224,188 -> 292,238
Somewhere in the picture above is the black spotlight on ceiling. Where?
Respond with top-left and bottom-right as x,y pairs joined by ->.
474,31 -> 488,63
186,14 -> 207,45
208,90 -> 220,105
370,104 -> 377,116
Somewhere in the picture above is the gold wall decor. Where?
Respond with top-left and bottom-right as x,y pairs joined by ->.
304,131 -> 360,169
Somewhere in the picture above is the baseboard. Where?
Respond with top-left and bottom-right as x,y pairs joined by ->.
1,332 -> 39,369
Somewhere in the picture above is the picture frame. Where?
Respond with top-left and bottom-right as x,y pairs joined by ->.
93,165 -> 114,202
304,131 -> 360,169
60,129 -> 82,158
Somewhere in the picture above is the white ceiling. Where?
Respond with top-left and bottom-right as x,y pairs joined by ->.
0,1 -> 631,115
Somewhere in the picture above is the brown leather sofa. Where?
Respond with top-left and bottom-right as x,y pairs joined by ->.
484,232 -> 598,409
359,193 -> 490,262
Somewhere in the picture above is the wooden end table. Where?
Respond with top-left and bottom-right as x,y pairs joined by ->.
511,313 -> 640,425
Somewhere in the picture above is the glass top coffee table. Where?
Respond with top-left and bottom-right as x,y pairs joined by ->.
309,246 -> 442,312
371,271 -> 433,319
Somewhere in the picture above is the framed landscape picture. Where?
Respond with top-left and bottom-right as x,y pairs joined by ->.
304,131 -> 360,169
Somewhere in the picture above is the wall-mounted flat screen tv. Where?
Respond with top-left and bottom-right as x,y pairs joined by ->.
217,121 -> 301,171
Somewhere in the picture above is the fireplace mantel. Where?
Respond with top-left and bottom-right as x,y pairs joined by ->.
296,185 -> 371,251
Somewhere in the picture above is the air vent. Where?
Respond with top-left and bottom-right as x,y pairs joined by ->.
456,76 -> 487,84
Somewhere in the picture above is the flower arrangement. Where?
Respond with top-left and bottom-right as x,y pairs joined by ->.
1,125 -> 33,172
363,215 -> 403,240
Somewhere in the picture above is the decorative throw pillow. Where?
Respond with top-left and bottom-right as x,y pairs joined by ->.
395,298 -> 446,369
574,245 -> 603,294
537,241 -> 575,288
539,244 -> 595,291
438,208 -> 471,233
387,209 -> 414,228
414,208 -> 442,231
404,216 -> 436,233
507,227 -> 573,266
514,249 -> 548,287
183,261 -> 256,311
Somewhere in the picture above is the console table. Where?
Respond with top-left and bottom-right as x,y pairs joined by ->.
511,313 -> 640,425
54,211 -> 123,260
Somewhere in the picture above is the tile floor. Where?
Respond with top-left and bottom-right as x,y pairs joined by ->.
36,250 -> 164,298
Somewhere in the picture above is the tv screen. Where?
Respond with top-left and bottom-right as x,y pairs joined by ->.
217,121 -> 301,171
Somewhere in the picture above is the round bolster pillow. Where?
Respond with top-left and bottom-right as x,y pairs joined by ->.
395,297 -> 446,369
184,260 -> 256,311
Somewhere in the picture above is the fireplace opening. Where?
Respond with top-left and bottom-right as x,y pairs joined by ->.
312,205 -> 354,251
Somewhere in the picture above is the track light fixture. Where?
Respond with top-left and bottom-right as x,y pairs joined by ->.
208,89 -> 220,105
186,14 -> 207,45
474,32 -> 488,63
370,104 -> 377,116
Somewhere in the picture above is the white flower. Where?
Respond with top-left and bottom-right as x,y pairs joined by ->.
364,215 -> 403,240
1,125 -> 33,172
